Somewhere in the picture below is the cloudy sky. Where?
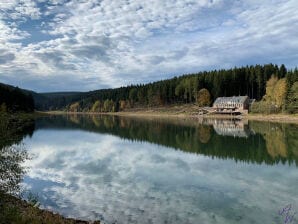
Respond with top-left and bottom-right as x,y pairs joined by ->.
0,0 -> 297,92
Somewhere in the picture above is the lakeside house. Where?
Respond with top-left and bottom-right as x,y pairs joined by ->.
213,96 -> 250,114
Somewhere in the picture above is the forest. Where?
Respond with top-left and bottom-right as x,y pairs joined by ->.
36,64 -> 297,114
0,83 -> 34,113
1,63 -> 297,114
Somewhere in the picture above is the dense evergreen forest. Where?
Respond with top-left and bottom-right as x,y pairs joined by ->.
0,83 -> 34,113
36,64 -> 296,113
1,64 -> 297,113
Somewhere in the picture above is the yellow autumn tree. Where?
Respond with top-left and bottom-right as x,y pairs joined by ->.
91,100 -> 102,112
263,75 -> 287,110
274,78 -> 287,108
69,102 -> 80,112
264,75 -> 278,103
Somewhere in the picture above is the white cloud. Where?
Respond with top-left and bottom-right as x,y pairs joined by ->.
0,20 -> 29,41
0,0 -> 41,20
0,0 -> 297,91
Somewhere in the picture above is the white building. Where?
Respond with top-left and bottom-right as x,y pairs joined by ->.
213,96 -> 250,114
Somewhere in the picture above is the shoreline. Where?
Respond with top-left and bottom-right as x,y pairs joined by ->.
38,110 -> 298,124
246,113 -> 298,124
0,193 -> 100,224
0,192 -> 101,224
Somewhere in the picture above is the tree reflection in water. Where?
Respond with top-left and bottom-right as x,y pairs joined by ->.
35,114 -> 298,166
0,145 -> 29,195
0,114 -> 34,196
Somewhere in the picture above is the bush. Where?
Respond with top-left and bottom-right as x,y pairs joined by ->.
250,101 -> 281,114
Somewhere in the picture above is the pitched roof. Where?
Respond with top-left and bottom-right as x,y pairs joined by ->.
213,96 -> 249,105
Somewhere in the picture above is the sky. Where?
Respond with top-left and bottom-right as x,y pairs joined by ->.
0,0 -> 297,92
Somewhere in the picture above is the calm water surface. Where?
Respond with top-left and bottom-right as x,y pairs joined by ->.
16,115 -> 298,223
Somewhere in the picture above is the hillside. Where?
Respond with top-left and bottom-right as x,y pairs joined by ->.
0,83 -> 34,113
1,64 -> 297,114
33,64 -> 298,114
33,92 -> 83,111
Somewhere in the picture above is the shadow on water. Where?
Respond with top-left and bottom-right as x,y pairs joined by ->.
35,114 -> 298,166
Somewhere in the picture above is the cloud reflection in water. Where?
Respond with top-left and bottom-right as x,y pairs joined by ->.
23,129 -> 298,224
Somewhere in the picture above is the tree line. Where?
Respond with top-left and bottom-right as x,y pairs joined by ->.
0,83 -> 34,113
58,64 -> 296,113
1,63 -> 296,114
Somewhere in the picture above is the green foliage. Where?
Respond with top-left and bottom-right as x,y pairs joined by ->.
279,64 -> 287,78
0,83 -> 34,113
129,88 -> 137,102
137,87 -> 147,103
286,69 -> 298,113
286,82 -> 298,113
0,201 -> 22,224
250,101 -> 279,114
61,64 -> 285,112
17,63 -> 295,114
174,77 -> 198,103
0,113 -> 35,150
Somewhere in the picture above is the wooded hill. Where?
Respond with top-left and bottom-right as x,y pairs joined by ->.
0,83 -> 34,113
1,64 -> 297,113
35,64 -> 298,114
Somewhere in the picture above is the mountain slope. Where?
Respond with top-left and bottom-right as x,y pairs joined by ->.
0,83 -> 34,112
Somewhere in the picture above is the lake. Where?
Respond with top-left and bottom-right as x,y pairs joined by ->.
2,115 -> 298,224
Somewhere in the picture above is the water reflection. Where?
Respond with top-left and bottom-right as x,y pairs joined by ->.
208,119 -> 251,138
0,115 -> 34,195
2,115 -> 298,224
0,145 -> 28,195
22,116 -> 298,224
35,115 -> 298,166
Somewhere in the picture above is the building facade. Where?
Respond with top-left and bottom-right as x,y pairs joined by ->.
213,96 -> 250,114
